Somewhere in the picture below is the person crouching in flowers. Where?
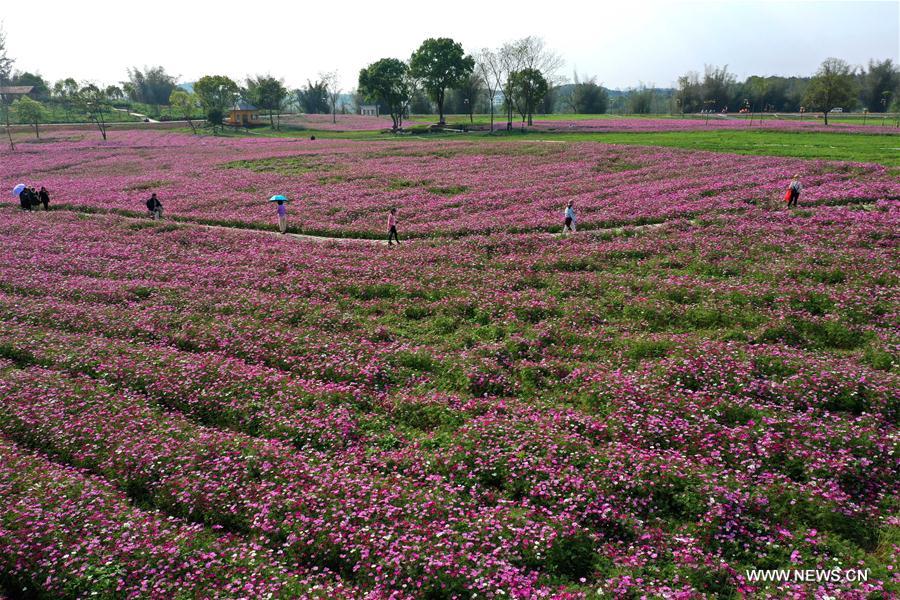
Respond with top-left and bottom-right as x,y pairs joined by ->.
275,199 -> 288,234
563,200 -> 576,234
387,207 -> 399,246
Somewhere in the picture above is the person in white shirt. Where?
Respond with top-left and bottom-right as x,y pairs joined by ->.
563,200 -> 577,233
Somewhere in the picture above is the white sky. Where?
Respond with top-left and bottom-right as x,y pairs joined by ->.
3,0 -> 898,91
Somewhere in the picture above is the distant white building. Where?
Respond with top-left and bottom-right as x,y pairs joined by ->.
359,104 -> 378,116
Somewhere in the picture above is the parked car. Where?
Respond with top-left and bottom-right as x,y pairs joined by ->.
831,107 -> 843,113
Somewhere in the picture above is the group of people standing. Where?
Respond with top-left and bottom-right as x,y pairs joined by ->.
18,186 -> 50,211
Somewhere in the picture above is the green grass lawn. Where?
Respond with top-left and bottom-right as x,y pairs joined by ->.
201,123 -> 899,168
483,129 -> 900,167
414,112 -> 900,128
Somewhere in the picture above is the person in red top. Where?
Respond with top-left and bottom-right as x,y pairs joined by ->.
387,208 -> 399,246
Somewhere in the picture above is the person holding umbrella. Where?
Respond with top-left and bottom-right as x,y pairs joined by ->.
270,194 -> 289,234
12,183 -> 30,211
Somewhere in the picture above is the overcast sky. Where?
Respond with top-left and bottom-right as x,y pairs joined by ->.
3,0 -> 898,91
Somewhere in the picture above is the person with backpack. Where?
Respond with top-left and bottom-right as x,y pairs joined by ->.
786,175 -> 802,208
146,193 -> 163,219
38,187 -> 50,211
387,207 -> 399,246
563,200 -> 577,234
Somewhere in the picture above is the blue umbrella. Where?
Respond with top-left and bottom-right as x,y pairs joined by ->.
12,183 -> 26,197
269,194 -> 289,202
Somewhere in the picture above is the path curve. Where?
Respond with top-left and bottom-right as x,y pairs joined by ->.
2,202 -> 679,245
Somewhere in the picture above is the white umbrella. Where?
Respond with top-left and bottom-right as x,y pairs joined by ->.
12,183 -> 26,197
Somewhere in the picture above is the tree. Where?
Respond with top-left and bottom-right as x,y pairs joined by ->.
702,65 -> 737,111
193,75 -> 239,133
501,37 -> 562,127
11,72 -> 49,101
13,96 -> 44,138
570,71 -> 609,114
409,37 -> 474,125
169,89 -> 199,133
358,58 -> 411,132
475,48 -> 505,132
104,85 -> 124,101
74,84 -> 110,140
804,58 -> 858,125
295,79 -> 329,114
453,73 -> 482,123
676,71 -> 703,113
0,25 -> 15,150
321,71 -> 342,124
125,66 -> 178,108
508,68 -> 548,126
860,59 -> 899,112
246,75 -> 287,128
627,83 -> 655,114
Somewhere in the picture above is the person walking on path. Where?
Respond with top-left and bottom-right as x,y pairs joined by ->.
387,208 -> 399,246
563,200 -> 577,234
146,193 -> 163,219
276,199 -> 288,234
38,187 -> 50,211
786,175 -> 802,208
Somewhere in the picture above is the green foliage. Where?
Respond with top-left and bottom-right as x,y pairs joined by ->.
358,58 -> 412,131
125,66 -> 177,105
409,37 -> 475,123
508,68 -> 549,125
169,90 -> 199,133
295,79 -> 329,114
860,58 -> 898,113
570,75 -> 609,114
804,58 -> 859,124
12,96 -> 45,137
194,75 -> 239,113
245,75 -> 288,127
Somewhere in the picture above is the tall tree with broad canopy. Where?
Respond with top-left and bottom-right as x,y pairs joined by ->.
804,58 -> 858,125
193,75 -> 239,133
246,75 -> 288,129
410,38 -> 474,125
358,58 -> 411,132
508,68 -> 548,126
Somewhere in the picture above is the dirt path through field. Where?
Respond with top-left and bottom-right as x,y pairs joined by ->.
4,202 -> 687,245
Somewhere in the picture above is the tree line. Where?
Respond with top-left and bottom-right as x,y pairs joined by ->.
2,21 -> 898,145
674,58 -> 898,124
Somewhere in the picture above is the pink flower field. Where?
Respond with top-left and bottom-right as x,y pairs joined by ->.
2,129 -> 898,237
0,128 -> 897,598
